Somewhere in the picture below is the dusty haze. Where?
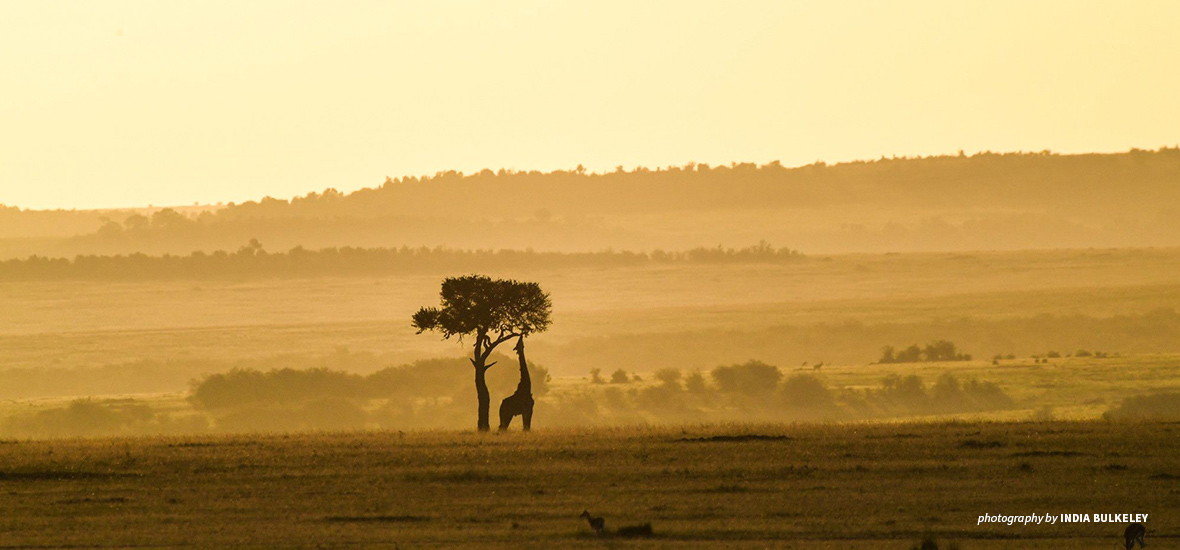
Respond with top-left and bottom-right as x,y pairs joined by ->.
1,1 -> 1178,437
4,4 -> 1180,548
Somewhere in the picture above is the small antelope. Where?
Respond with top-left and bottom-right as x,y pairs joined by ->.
1123,522 -> 1145,549
580,510 -> 605,534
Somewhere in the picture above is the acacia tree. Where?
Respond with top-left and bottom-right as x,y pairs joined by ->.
412,275 -> 551,431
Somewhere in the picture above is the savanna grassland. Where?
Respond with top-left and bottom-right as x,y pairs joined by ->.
2,151 -> 1180,547
0,422 -> 1174,549
2,247 -> 1179,434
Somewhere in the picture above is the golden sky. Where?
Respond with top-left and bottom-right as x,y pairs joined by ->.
2,1 -> 1178,210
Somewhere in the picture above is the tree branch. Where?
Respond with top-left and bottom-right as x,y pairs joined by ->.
475,331 -> 519,363
489,332 -> 520,349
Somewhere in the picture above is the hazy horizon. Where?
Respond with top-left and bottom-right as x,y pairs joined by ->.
3,146 -> 1177,212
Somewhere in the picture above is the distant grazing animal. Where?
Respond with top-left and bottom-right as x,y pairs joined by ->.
498,336 -> 534,431
580,510 -> 605,534
1124,522 -> 1146,549
813,361 -> 824,371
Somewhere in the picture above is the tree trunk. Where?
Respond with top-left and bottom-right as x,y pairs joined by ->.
474,360 -> 491,432
471,333 -> 514,432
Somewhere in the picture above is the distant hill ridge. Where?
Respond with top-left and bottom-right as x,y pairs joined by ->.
193,147 -> 1180,220
2,147 -> 1178,255
5,147 -> 1179,220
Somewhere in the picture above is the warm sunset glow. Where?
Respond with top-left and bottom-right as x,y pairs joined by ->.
2,1 -> 1178,209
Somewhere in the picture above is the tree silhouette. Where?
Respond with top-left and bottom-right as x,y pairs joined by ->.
412,275 -> 551,431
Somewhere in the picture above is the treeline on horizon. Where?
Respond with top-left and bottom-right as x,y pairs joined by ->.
0,241 -> 802,281
3,147 -> 1179,240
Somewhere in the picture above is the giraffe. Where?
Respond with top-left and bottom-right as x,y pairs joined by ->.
498,336 -> 534,431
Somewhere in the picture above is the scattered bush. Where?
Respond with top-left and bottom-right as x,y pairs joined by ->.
875,373 -> 1012,414
193,354 -> 550,412
684,370 -> 708,394
186,354 -> 550,432
879,340 -> 971,363
3,356 -> 1022,436
634,383 -> 691,416
3,399 -> 209,438
781,374 -> 842,420
1104,392 -> 1180,421
654,368 -> 682,387
190,368 -> 366,409
880,374 -> 929,409
711,360 -> 782,396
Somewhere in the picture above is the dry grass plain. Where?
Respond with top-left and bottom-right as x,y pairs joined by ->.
0,422 -> 1175,549
2,247 -> 1180,375
1,249 -> 1178,547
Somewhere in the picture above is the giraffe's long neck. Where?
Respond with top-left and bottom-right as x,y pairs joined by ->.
515,338 -> 531,394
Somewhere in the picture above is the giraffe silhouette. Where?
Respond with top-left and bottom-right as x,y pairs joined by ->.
498,336 -> 534,431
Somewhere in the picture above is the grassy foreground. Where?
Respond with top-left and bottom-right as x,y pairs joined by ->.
0,422 -> 1174,549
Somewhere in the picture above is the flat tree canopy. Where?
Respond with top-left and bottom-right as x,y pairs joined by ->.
412,275 -> 550,341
